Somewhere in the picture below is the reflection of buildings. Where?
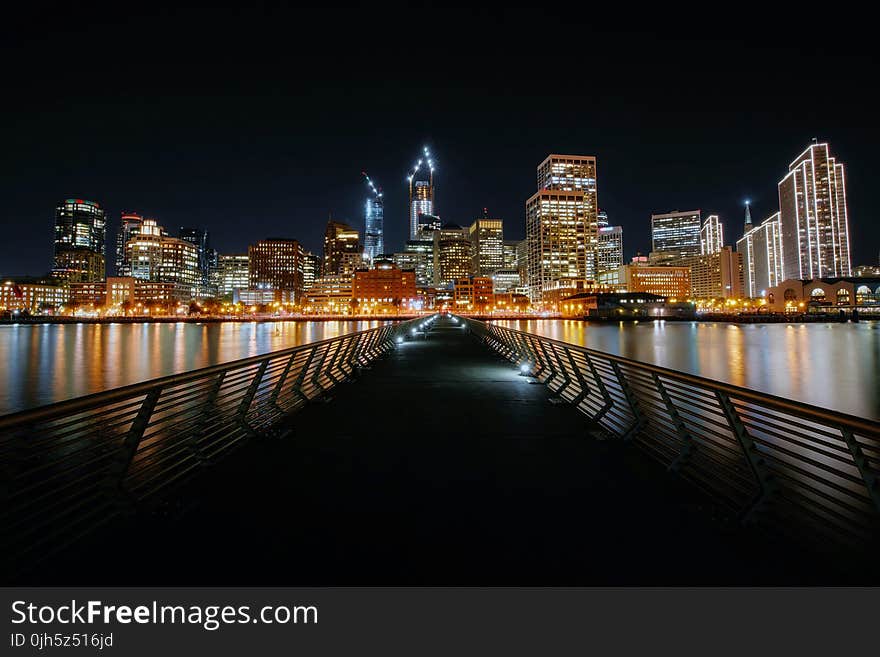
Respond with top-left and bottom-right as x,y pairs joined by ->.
764,277 -> 880,313
526,154 -> 599,302
52,198 -> 107,283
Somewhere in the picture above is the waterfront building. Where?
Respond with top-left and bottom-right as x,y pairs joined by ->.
104,277 -> 176,309
491,269 -> 521,293
248,238 -> 305,302
52,198 -> 106,283
216,254 -> 250,296
452,276 -> 494,311
764,277 -> 880,313
777,142 -> 851,280
178,227 -> 212,296
352,262 -> 417,313
619,263 -> 692,299
0,279 -> 69,313
302,251 -> 321,290
434,224 -> 473,286
468,213 -> 504,276
597,222 -> 624,278
700,214 -> 724,255
650,210 -> 701,263
124,219 -> 200,301
234,287 -> 294,307
116,212 -> 144,276
303,275 -> 354,312
323,220 -> 361,276
526,154 -> 600,303
559,292 -> 671,319
736,212 -> 784,298
674,246 -> 743,299
363,175 -> 384,264
853,264 -> 880,277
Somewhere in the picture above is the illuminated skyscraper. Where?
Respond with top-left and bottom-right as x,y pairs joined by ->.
115,212 -> 144,276
408,147 -> 435,240
52,198 -> 107,282
469,211 -> 504,276
700,214 -> 724,255
178,227 -> 212,296
362,173 -> 384,265
737,212 -> 784,298
526,154 -> 599,302
650,210 -> 701,263
216,254 -> 250,296
597,210 -> 624,281
323,219 -> 362,276
248,238 -> 305,302
125,218 -> 200,300
434,223 -> 472,286
777,141 -> 851,279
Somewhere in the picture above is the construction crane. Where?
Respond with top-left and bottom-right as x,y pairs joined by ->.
362,171 -> 383,198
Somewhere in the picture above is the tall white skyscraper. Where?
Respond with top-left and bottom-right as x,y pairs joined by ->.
700,214 -> 724,255
777,141 -> 851,279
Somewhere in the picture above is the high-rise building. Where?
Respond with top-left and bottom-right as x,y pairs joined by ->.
116,212 -> 144,276
323,219 -> 361,276
52,198 -> 107,283
248,238 -> 305,302
363,174 -> 384,265
178,227 -> 212,295
434,223 -> 472,287
597,210 -> 624,279
408,147 -> 435,240
526,154 -> 599,302
700,214 -> 724,255
216,254 -> 250,296
777,141 -> 851,279
675,246 -> 743,299
302,252 -> 321,290
737,212 -> 784,298
502,240 -> 520,270
125,219 -> 200,300
650,210 -> 701,263
469,212 -> 504,276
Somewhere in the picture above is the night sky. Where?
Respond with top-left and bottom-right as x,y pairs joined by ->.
2,4 -> 877,277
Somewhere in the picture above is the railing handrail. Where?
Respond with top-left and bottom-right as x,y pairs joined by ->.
0,322 -> 398,428
472,318 -> 880,435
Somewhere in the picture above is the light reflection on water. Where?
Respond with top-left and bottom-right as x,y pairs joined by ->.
494,319 -> 880,420
0,321 -> 386,415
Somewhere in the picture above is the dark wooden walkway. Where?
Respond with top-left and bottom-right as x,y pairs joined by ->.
27,317 -> 865,584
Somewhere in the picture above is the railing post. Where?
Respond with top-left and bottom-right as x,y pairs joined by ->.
583,352 -> 614,422
189,371 -> 226,463
565,347 -> 591,406
237,359 -> 269,435
652,373 -> 694,472
270,353 -> 297,406
292,346 -> 317,402
715,391 -> 776,524
610,361 -> 645,441
310,344 -> 332,396
840,428 -> 880,515
105,387 -> 163,511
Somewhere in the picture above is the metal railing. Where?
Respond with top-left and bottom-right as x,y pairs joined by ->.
0,320 -> 417,572
467,319 -> 880,551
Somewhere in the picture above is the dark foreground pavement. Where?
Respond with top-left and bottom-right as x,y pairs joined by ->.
20,318 -> 871,585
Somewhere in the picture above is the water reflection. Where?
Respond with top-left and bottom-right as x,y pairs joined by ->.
0,320 -> 385,415
494,319 -> 880,420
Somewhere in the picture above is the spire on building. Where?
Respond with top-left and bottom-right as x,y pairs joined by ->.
744,200 -> 753,232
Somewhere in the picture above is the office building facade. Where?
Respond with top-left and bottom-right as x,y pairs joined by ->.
650,210 -> 701,263
52,198 -> 107,283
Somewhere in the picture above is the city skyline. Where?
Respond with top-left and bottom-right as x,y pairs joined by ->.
1,7 -> 877,278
